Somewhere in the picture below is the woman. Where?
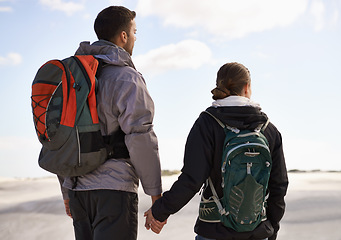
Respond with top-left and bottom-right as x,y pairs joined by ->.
145,62 -> 288,240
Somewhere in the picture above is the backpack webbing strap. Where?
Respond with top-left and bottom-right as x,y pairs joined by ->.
203,111 -> 240,133
102,127 -> 130,159
262,118 -> 270,131
204,111 -> 224,128
204,111 -> 269,133
208,177 -> 228,216
254,118 -> 270,132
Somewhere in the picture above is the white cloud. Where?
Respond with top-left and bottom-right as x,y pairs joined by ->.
310,0 -> 325,31
252,51 -> 270,59
0,6 -> 12,12
136,0 -> 309,40
331,9 -> 339,26
108,0 -> 125,5
0,0 -> 12,12
39,0 -> 84,16
0,53 -> 22,66
133,39 -> 213,76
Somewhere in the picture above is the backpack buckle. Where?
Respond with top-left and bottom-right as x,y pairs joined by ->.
247,163 -> 252,175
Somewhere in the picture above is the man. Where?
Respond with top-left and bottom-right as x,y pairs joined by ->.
58,6 -> 162,240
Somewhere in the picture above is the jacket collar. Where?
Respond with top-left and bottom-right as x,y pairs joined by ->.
75,40 -> 135,69
212,96 -> 260,108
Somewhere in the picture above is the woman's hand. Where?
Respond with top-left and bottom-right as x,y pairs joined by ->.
144,208 -> 167,234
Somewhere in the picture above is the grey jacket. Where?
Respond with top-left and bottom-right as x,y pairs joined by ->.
60,40 -> 162,199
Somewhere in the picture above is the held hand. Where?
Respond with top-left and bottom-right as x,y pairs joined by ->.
144,208 -> 153,230
151,218 -> 167,234
64,199 -> 72,218
144,208 -> 167,234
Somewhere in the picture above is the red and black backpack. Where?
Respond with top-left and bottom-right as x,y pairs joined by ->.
31,55 -> 128,177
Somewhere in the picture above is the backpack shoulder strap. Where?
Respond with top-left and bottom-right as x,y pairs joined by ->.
204,111 -> 269,133
262,118 -> 270,131
203,111 -> 224,128
254,118 -> 270,133
203,111 -> 240,134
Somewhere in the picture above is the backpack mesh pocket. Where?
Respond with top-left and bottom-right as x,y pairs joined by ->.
229,174 -> 264,225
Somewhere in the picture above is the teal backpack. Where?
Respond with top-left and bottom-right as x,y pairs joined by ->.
199,111 -> 272,232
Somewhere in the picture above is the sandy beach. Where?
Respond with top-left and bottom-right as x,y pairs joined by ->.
0,172 -> 340,240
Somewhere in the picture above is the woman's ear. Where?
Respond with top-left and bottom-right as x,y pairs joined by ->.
243,83 -> 252,98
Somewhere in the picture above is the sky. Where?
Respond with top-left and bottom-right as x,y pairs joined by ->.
0,0 -> 340,178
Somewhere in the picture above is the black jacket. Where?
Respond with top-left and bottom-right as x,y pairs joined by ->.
152,106 -> 288,240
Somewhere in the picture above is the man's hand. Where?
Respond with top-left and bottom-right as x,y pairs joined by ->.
63,199 -> 72,218
144,208 -> 167,234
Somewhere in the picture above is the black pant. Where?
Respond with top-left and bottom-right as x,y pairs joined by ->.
68,189 -> 138,240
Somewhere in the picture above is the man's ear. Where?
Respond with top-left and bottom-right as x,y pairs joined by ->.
111,31 -> 127,48
120,31 -> 128,44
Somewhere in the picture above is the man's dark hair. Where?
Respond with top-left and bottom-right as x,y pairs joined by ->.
94,6 -> 136,41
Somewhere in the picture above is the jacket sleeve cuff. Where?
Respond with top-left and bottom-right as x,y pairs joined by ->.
142,184 -> 162,197
57,175 -> 69,200
151,198 -> 170,222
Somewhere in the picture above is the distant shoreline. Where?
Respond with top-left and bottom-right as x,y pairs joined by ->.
1,169 -> 340,181
287,169 -> 341,173
163,169 -> 341,175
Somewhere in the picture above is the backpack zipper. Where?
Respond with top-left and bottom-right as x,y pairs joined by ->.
237,132 -> 260,138
76,126 -> 81,167
45,81 -> 62,141
222,142 -> 270,173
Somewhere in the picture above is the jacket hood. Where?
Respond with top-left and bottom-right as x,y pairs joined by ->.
206,106 -> 268,131
75,40 -> 136,69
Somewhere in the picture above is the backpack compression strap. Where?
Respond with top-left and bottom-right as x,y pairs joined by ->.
208,177 -> 229,216
203,111 -> 269,132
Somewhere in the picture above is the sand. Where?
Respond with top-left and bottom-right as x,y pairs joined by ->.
0,172 -> 340,240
